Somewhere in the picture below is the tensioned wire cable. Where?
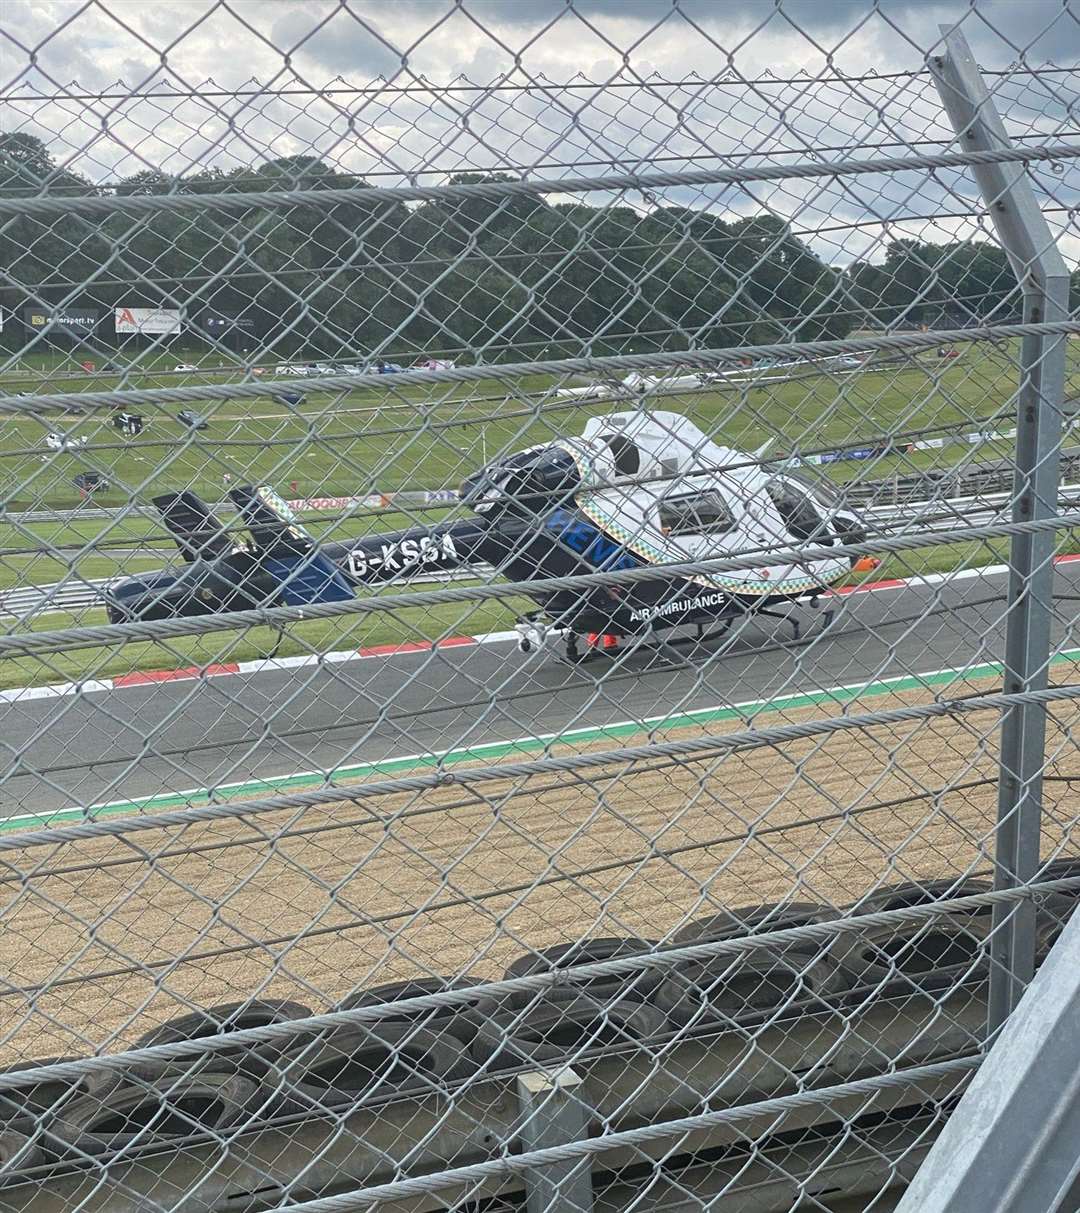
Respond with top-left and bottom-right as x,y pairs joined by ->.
2,511 -> 1077,659
1,140 -> 1078,220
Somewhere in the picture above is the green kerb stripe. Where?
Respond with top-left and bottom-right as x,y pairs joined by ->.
5,647 -> 1078,834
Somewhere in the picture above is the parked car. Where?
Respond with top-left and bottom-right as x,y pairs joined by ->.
113,412 -> 144,436
177,410 -> 208,430
172,363 -> 198,372
73,471 -> 109,494
44,432 -> 88,452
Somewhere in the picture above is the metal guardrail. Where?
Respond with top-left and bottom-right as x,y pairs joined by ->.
5,485 -> 1079,621
5,446 -> 1078,526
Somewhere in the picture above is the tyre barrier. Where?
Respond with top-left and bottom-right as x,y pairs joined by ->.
48,1063 -> 260,1157
835,878 -> 996,993
0,1056 -> 120,1124
338,974 -> 498,1043
1033,857 -> 1080,956
502,936 -> 661,1004
835,876 -> 1068,994
2,870 -> 1077,1171
653,947 -> 851,1028
472,988 -> 668,1068
270,1022 -> 476,1113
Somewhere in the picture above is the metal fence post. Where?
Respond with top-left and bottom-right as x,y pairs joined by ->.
516,1068 -> 594,1213
929,26 -> 1072,1035
894,895 -> 1080,1213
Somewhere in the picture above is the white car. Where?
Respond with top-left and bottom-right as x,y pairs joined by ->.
45,432 -> 88,451
172,363 -> 198,372
274,363 -> 309,377
835,355 -> 863,369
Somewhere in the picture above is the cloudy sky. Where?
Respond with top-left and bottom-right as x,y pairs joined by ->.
2,1 -> 1078,264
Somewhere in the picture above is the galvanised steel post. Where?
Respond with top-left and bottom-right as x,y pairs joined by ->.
929,26 -> 1071,1034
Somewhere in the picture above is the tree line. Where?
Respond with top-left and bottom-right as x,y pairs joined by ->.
2,132 -> 1077,362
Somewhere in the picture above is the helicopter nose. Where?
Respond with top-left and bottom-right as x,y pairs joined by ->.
460,444 -> 580,517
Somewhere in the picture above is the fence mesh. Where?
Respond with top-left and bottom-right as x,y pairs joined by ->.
1,3 -> 1079,1211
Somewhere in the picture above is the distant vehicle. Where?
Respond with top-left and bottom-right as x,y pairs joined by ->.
73,471 -> 109,494
274,363 -> 310,377
173,363 -> 198,372
177,410 -> 208,431
835,355 -> 863,369
273,389 -> 305,407
416,358 -> 456,371
113,412 -> 144,436
375,361 -> 404,374
45,432 -> 88,452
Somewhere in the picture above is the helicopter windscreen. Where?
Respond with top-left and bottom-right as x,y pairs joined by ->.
767,467 -> 841,508
766,477 -> 832,543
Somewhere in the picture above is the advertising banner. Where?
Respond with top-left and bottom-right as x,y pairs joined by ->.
115,306 -> 183,335
23,306 -> 99,337
200,312 -> 256,332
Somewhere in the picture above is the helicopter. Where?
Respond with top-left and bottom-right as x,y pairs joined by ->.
103,410 -> 876,662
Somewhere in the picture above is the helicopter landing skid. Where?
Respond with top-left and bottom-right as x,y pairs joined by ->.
753,597 -> 835,642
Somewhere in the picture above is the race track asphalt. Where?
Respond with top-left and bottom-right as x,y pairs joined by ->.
3,561 -> 1079,818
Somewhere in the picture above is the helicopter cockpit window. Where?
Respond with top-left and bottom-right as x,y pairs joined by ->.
658,491 -> 734,537
766,479 -> 829,543
598,433 -> 641,477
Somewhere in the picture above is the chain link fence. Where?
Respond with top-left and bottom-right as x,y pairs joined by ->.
1,3 -> 1079,1210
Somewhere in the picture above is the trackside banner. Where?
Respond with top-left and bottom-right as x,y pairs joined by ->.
23,306 -> 99,336
115,307 -> 183,335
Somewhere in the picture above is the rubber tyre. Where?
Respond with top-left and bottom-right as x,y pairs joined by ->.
502,937 -> 660,1004
0,1125 -> 42,1179
834,914 -> 992,993
846,875 -> 1069,985
339,976 -> 497,1044
136,999 -> 312,1054
472,989 -> 667,1068
49,1065 -> 259,1158
673,902 -> 838,947
0,1057 -> 122,1124
274,1021 -> 475,1112
853,877 -> 992,917
1032,858 -> 1080,956
653,948 -> 849,1028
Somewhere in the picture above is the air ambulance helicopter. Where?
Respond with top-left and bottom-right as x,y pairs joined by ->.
104,410 -> 876,663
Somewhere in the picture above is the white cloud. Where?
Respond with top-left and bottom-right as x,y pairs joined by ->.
1,0 -> 1077,265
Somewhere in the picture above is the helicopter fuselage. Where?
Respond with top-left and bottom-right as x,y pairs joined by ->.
103,410 -> 869,641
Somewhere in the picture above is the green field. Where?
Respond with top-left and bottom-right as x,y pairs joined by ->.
3,342 -> 1079,690
5,341 -> 1077,514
